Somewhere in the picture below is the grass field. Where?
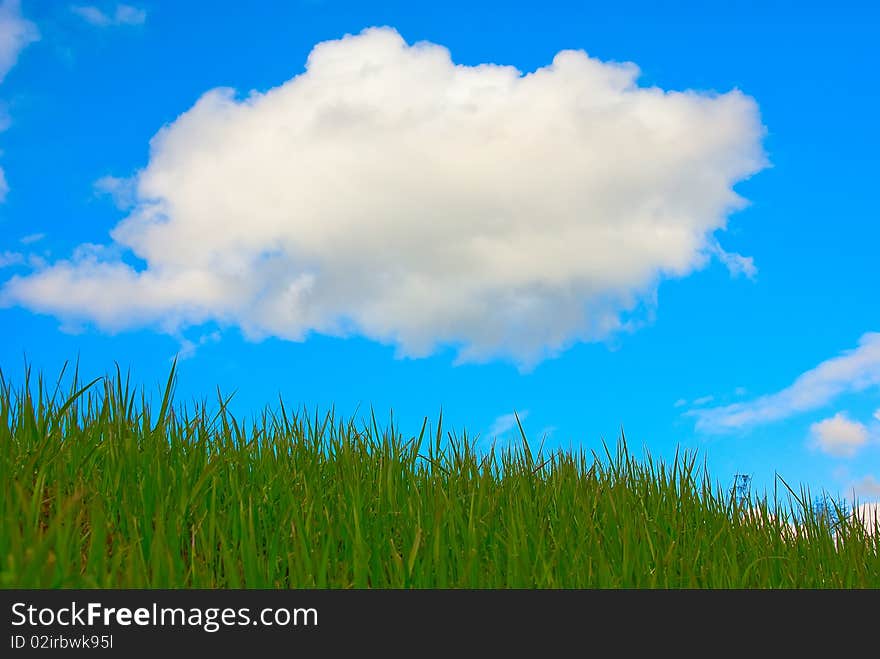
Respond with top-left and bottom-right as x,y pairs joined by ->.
2,364 -> 878,588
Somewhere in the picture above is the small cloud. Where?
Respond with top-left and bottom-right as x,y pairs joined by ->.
27,253 -> 47,268
537,425 -> 557,439
175,330 -> 221,361
0,249 -> 23,267
734,386 -> 747,396
809,413 -> 869,458
874,409 -> 880,422
486,410 -> 529,440
0,0 -> 40,83
94,175 -> 136,209
70,241 -> 120,262
0,0 -> 39,203
711,240 -> 758,280
675,395 -> 714,409
20,232 -> 44,245
71,4 -> 146,27
851,475 -> 880,498
112,3 -> 145,24
70,5 -> 108,26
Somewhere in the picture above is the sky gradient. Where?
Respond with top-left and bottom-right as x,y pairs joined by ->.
1,0 -> 878,506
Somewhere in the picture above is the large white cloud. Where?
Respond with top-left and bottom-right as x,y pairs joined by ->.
0,27 -> 767,365
692,333 -> 880,432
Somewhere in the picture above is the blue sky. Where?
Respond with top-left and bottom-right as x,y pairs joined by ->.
1,0 -> 878,505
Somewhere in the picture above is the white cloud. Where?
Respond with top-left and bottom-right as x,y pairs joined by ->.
852,502 -> 880,536
712,242 -> 758,280
874,409 -> 880,422
747,502 -> 880,543
851,475 -> 880,498
0,0 -> 38,82
0,0 -> 39,203
809,413 -> 869,458
94,175 -> 137,209
0,27 -> 767,366
486,410 -> 529,439
675,394 -> 718,409
0,249 -> 23,267
27,253 -> 45,268
692,333 -> 880,432
71,4 -> 146,27
20,232 -> 44,245
175,330 -> 221,361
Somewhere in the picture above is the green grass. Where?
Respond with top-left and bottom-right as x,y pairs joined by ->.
2,363 -> 878,588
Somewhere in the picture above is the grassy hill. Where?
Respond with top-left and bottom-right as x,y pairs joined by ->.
2,365 -> 878,588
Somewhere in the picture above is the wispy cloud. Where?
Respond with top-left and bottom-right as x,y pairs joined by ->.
20,232 -> 44,245
809,413 -> 869,458
486,410 -> 529,440
27,253 -> 46,268
674,394 -> 715,409
691,332 -> 880,432
0,250 -> 23,268
710,240 -> 758,280
0,0 -> 39,203
94,175 -> 136,209
850,475 -> 880,499
0,0 -> 38,82
71,4 -> 146,27
175,330 -> 221,361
